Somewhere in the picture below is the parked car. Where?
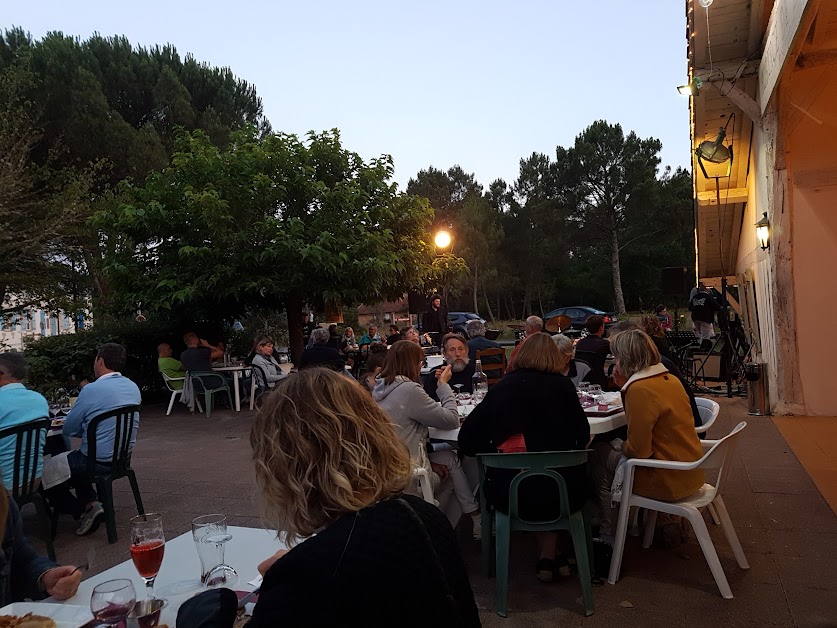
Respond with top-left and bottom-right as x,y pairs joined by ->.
543,306 -> 617,331
448,312 -> 501,340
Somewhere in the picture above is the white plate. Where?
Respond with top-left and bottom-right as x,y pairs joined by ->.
0,602 -> 92,627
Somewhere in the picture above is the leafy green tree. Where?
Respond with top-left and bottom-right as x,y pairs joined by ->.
0,28 -> 270,315
94,128 -> 439,361
555,120 -> 662,314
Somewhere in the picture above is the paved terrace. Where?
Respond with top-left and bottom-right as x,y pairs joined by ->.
21,397 -> 837,627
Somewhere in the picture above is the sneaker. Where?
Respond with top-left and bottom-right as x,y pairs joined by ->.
76,502 -> 104,536
555,555 -> 571,578
536,558 -> 555,582
472,514 -> 482,540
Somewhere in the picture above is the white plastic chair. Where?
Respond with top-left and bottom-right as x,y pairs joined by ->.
412,467 -> 436,505
162,373 -> 201,416
608,421 -> 749,599
695,397 -> 720,434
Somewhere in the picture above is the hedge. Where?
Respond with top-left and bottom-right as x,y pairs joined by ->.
23,320 -> 180,401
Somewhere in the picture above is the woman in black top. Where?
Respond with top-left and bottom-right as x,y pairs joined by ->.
459,332 -> 590,582
642,315 -> 674,362
177,369 -> 480,628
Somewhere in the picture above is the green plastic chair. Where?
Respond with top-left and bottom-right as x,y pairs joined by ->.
478,450 -> 594,618
0,418 -> 55,560
85,405 -> 144,544
189,372 -> 233,418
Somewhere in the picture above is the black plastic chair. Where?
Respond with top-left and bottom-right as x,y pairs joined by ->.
249,363 -> 272,403
0,418 -> 55,560
574,350 -> 608,388
85,405 -> 144,543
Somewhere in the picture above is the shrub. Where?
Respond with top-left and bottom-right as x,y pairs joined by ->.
23,319 -> 177,401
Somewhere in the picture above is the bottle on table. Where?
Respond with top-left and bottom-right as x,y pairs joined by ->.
472,359 -> 488,402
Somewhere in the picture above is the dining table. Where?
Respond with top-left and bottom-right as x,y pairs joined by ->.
42,525 -> 285,626
428,406 -> 627,442
212,364 -> 257,411
420,354 -> 445,376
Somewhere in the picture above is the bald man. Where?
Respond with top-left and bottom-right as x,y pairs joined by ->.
506,316 -> 544,372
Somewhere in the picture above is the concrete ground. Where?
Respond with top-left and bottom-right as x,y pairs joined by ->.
20,396 -> 837,627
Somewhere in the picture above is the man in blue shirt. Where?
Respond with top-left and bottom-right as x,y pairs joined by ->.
59,343 -> 141,536
0,353 -> 49,489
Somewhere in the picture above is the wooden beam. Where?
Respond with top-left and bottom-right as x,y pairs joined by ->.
759,0 -> 821,112
748,0 -> 766,54
794,167 -> 837,189
697,188 -> 750,204
796,47 -> 837,68
706,78 -> 764,127
694,59 -> 761,82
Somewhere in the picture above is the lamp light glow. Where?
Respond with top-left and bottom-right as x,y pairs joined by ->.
755,212 -> 770,250
434,230 -> 452,249
677,76 -> 702,96
699,0 -> 714,7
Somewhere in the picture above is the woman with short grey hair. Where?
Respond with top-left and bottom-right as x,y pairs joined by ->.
551,334 -> 590,386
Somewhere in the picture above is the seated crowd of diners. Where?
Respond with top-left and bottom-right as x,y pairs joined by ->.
0,310 -> 709,620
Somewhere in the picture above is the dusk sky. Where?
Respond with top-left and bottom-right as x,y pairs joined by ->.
4,0 -> 692,189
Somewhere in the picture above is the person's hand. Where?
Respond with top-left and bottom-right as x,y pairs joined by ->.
430,461 -> 449,481
258,549 -> 289,577
612,365 -> 628,388
78,379 -> 89,389
42,566 -> 81,600
437,365 -> 453,385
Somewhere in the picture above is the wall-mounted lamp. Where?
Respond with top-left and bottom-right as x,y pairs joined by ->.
695,112 -> 735,178
755,212 -> 770,250
677,76 -> 703,96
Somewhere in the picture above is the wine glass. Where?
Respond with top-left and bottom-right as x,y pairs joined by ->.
130,513 -> 165,599
90,579 -> 136,627
453,383 -> 464,399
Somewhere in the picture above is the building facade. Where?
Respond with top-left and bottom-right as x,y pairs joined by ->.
0,308 -> 82,351
687,0 -> 836,414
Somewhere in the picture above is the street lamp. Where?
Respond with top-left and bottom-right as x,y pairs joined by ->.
434,230 -> 452,250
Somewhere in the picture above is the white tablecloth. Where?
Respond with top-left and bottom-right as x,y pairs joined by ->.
211,365 -> 257,411
428,409 -> 626,442
48,526 -> 284,625
420,355 -> 445,376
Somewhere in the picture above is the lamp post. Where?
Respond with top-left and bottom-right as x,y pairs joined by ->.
433,229 -> 453,312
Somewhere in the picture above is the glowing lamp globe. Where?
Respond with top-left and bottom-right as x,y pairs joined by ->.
434,230 -> 452,249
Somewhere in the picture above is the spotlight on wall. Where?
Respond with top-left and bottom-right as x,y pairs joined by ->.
695,113 -> 735,178
755,212 -> 770,250
677,76 -> 703,96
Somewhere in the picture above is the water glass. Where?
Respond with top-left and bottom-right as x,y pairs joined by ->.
191,514 -> 239,588
90,579 -> 136,627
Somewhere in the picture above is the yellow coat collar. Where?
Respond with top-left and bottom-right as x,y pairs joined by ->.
621,363 -> 669,392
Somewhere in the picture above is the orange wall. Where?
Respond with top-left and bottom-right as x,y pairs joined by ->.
788,64 -> 837,415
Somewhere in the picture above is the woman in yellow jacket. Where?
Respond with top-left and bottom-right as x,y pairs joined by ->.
592,329 -> 704,542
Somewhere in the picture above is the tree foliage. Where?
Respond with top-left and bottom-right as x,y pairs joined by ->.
94,128 -> 442,360
410,121 -> 694,318
0,28 -> 270,318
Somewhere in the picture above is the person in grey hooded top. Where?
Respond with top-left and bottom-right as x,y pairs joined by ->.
372,341 -> 482,535
372,342 -> 458,485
